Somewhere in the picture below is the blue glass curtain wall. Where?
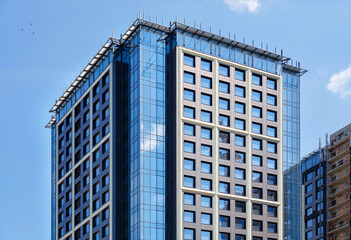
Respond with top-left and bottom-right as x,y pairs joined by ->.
51,127 -> 56,240
282,69 -> 301,240
128,27 -> 167,240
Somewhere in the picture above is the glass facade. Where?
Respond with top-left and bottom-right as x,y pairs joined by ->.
282,69 -> 301,240
49,19 -> 305,240
51,127 -> 56,240
128,27 -> 167,240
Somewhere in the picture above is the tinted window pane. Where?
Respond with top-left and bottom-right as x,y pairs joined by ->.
184,124 -> 195,136
235,152 -> 245,163
184,141 -> 195,153
267,94 -> 277,106
184,193 -> 195,205
235,135 -> 245,147
235,69 -> 245,81
235,119 -> 245,130
235,102 -> 245,114
184,55 -> 195,67
219,81 -> 229,93
252,155 -> 262,166
201,145 -> 212,156
219,64 -> 229,76
184,159 -> 195,170
184,72 -> 195,84
252,106 -> 262,118
267,110 -> 277,122
235,86 -> 245,97
252,123 -> 262,134
201,162 -> 212,174
201,76 -> 212,88
267,78 -> 277,90
267,142 -> 277,153
219,165 -> 230,177
201,127 -> 212,139
201,94 -> 212,106
252,74 -> 262,85
219,115 -> 229,126
184,89 -> 195,101
184,106 -> 195,119
252,90 -> 262,102
184,176 -> 195,188
267,126 -> 277,137
201,111 -> 212,123
219,148 -> 230,160
267,158 -> 277,169
252,139 -> 262,150
219,98 -> 230,110
201,59 -> 212,72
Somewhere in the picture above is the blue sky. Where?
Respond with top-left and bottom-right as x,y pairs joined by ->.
1,0 -> 351,239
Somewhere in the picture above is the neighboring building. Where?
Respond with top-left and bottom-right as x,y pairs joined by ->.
301,147 -> 327,240
327,125 -> 351,240
302,124 -> 351,240
47,18 -> 306,240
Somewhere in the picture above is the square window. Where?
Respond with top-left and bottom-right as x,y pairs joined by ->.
252,220 -> 263,231
184,89 -> 195,102
219,81 -> 229,93
201,213 -> 212,225
219,182 -> 230,193
235,69 -> 245,81
267,158 -> 277,169
252,139 -> 262,150
219,98 -> 230,110
220,233 -> 230,240
219,148 -> 230,160
252,204 -> 263,215
184,193 -> 195,205
201,231 -> 212,240
184,141 -> 195,153
184,72 -> 195,84
235,86 -> 245,98
267,142 -> 277,153
268,222 -> 277,233
219,216 -> 230,227
219,115 -> 229,126
235,218 -> 246,229
252,90 -> 262,102
235,184 -> 245,196
252,155 -> 262,166
219,64 -> 229,76
267,126 -> 277,138
235,235 -> 246,240
184,228 -> 195,240
252,171 -> 262,183
219,131 -> 230,143
267,94 -> 277,106
252,106 -> 262,118
201,144 -> 212,156
201,127 -> 212,139
235,168 -> 245,180
235,135 -> 245,147
201,110 -> 212,123
268,206 -> 277,217
184,211 -> 195,222
235,151 -> 245,163
201,76 -> 212,89
184,176 -> 195,188
267,78 -> 277,90
235,201 -> 246,213
252,74 -> 262,85
219,165 -> 230,177
267,174 -> 277,185
184,159 -> 195,171
201,162 -> 212,174
201,179 -> 212,191
201,196 -> 212,208
252,187 -> 263,199
184,54 -> 195,67
184,124 -> 195,136
252,123 -> 262,134
267,110 -> 277,122
235,102 -> 245,114
201,93 -> 212,106
219,199 -> 230,210
235,118 -> 245,130
267,190 -> 277,201
201,59 -> 212,72
184,106 -> 195,119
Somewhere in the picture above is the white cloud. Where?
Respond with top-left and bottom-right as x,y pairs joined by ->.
223,0 -> 260,12
327,65 -> 351,98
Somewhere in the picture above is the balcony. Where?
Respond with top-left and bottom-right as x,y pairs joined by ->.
328,206 -> 351,222
328,195 -> 350,211
329,159 -> 350,175
328,183 -> 350,199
